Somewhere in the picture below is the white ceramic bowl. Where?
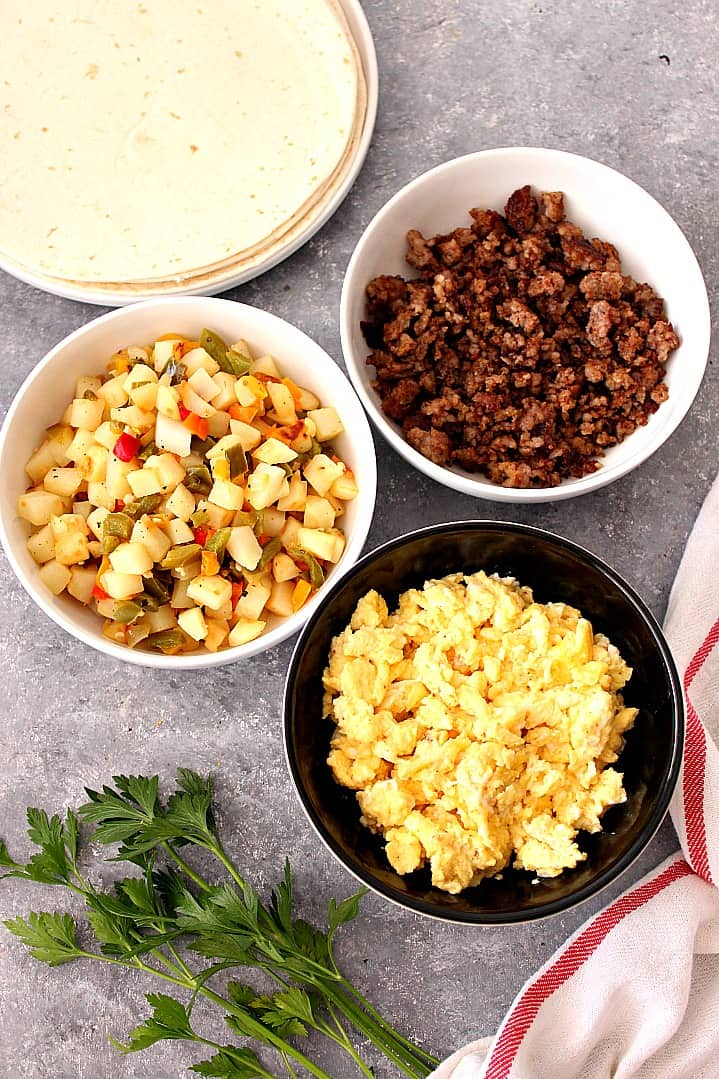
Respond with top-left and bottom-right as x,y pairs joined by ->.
0,0 -> 378,306
0,297 -> 377,668
340,147 -> 711,503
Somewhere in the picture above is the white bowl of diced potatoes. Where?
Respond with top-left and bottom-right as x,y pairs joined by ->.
0,297 -> 377,667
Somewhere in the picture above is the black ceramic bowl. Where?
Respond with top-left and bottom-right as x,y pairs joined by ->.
283,522 -> 683,923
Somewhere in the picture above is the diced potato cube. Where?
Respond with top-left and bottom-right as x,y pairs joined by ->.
262,507 -> 286,537
72,500 -> 92,519
46,425 -> 76,465
303,496 -> 336,530
87,540 -> 103,558
250,354 -> 280,377
75,375 -> 103,399
155,412 -> 192,457
50,513 -> 90,566
208,478 -> 246,512
68,397 -> 105,431
253,438 -> 297,465
294,384 -> 320,411
87,481 -> 116,510
127,467 -> 163,497
105,454 -> 134,500
227,619 -> 266,647
87,507 -> 110,539
78,445 -> 109,484
145,604 -> 178,633
307,407 -> 344,442
67,565 -> 97,605
165,483 -> 195,521
235,375 -> 267,406
280,515 -> 302,549
277,471 -> 307,512
272,552 -> 299,582
182,346 -> 220,377
38,560 -> 72,595
129,381 -> 158,412
246,463 -> 286,511
227,421 -> 262,452
25,441 -> 58,484
289,426 -> 314,455
17,489 -> 65,526
165,518 -> 194,545
226,526 -> 262,570
180,382 -> 216,420
131,520 -> 172,563
234,576 -> 271,620
205,434 -> 247,462
27,524 -> 56,564
204,618 -> 230,652
109,404 -> 154,432
186,575 -> 232,611
96,596 -> 118,618
153,339 -> 180,373
188,367 -> 220,402
178,606 -> 208,641
43,468 -> 84,498
303,454 -> 345,497
156,383 -> 182,420
93,421 -> 124,451
330,469 -> 359,501
209,371 -> 237,411
266,382 -> 297,424
196,500 -> 234,529
109,541 -> 154,575
206,410 -> 230,438
296,526 -> 345,564
152,453 -> 186,492
171,577 -> 195,610
123,364 -> 158,394
96,374 -> 129,410
265,579 -> 295,617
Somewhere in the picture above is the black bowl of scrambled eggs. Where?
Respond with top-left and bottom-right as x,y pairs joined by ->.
283,521 -> 683,923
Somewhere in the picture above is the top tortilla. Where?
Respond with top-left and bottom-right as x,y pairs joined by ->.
0,0 -> 363,286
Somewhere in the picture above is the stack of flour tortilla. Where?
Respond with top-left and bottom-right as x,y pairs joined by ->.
0,0 -> 366,295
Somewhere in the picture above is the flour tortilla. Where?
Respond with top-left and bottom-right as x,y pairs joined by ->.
0,0 -> 364,286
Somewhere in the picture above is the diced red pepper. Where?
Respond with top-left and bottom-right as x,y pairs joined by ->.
231,580 -> 245,605
178,404 -> 191,420
253,372 -> 282,384
193,526 -> 208,547
113,432 -> 141,462
92,583 -> 110,601
256,533 -> 271,546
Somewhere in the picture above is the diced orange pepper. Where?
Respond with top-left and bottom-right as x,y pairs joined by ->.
229,403 -> 258,424
231,580 -> 245,606
201,550 -> 220,576
183,412 -> 209,439
282,377 -> 304,407
291,578 -> 313,612
256,533 -> 271,547
156,332 -> 188,342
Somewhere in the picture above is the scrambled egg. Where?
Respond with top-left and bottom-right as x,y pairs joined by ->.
323,572 -> 637,894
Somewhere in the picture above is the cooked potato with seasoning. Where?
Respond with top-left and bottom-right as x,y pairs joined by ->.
17,328 -> 358,655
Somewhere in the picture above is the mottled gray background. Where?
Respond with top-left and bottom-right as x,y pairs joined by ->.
0,1 -> 717,1076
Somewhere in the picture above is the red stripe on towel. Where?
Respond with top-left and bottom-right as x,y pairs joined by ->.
483,858 -> 693,1079
681,616 -> 719,884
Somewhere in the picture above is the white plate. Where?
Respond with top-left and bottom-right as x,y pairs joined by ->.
0,0 -> 378,307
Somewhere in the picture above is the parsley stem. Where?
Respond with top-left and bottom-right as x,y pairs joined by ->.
162,842 -> 212,893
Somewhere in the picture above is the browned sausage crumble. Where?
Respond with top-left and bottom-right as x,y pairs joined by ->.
362,186 -> 680,487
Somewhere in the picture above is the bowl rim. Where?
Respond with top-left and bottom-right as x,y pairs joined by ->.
0,0 -> 379,307
339,145 -> 711,505
0,295 -> 378,669
283,519 -> 685,924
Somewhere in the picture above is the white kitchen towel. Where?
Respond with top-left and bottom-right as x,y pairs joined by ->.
431,477 -> 719,1079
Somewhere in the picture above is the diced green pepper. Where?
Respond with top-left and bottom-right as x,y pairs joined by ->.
287,546 -> 325,589
190,507 -> 210,528
159,543 -> 202,570
205,527 -> 231,561
143,574 -> 171,604
200,328 -> 231,371
102,512 -> 134,540
233,509 -> 257,529
101,534 -> 121,555
137,591 -> 160,613
124,494 -> 163,519
146,628 -> 184,653
225,349 -> 252,376
193,436 -> 216,456
185,465 -> 213,494
226,444 -> 247,480
113,600 -> 143,624
138,440 -> 157,462
258,536 -> 282,570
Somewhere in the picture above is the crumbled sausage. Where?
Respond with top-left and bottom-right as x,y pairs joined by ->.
363,185 -> 679,487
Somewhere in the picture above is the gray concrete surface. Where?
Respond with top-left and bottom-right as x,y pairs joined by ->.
0,1 -> 717,1076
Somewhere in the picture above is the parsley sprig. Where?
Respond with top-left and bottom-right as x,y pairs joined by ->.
1,770 -> 438,1079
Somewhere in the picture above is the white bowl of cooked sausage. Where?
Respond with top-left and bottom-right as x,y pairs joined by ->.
340,147 -> 710,502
